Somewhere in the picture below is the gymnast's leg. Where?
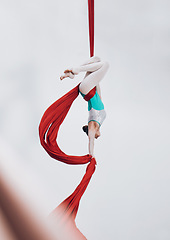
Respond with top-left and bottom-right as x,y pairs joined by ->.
60,56 -> 109,94
78,61 -> 109,95
61,56 -> 109,96
60,56 -> 101,80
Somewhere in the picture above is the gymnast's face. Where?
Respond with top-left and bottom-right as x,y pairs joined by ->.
88,121 -> 100,139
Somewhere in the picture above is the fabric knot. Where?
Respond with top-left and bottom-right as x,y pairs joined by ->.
84,87 -> 96,101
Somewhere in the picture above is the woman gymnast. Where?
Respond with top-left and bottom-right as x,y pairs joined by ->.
60,56 -> 109,157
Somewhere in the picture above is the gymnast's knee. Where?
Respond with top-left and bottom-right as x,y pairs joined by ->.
79,82 -> 89,95
92,56 -> 101,62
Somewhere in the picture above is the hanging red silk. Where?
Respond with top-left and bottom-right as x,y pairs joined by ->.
88,0 -> 94,57
39,1 -> 96,238
87,0 -> 96,98
39,85 -> 96,239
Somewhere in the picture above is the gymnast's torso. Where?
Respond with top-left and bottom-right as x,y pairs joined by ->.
80,89 -> 106,126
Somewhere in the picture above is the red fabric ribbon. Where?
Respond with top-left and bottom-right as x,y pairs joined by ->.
39,1 -> 96,238
84,86 -> 96,101
39,85 -> 96,238
88,0 -> 94,57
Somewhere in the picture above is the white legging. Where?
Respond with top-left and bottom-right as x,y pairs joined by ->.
72,56 -> 109,95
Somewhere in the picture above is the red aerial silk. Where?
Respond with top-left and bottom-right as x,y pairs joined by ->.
39,85 -> 96,239
39,1 -> 96,238
88,0 -> 95,57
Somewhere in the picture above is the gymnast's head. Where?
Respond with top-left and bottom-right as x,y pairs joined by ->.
82,121 -> 100,139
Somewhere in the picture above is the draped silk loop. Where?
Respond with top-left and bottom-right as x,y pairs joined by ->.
39,1 -> 96,238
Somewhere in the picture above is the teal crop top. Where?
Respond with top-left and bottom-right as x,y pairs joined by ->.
80,90 -> 104,111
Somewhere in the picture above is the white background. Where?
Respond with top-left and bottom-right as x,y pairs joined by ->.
0,0 -> 170,239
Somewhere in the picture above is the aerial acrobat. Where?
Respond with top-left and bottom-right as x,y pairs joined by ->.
60,56 -> 109,157
39,0 -> 109,239
39,55 -> 109,238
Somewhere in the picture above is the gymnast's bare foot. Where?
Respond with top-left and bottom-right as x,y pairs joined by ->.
60,75 -> 67,80
60,70 -> 75,80
64,69 -> 74,74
